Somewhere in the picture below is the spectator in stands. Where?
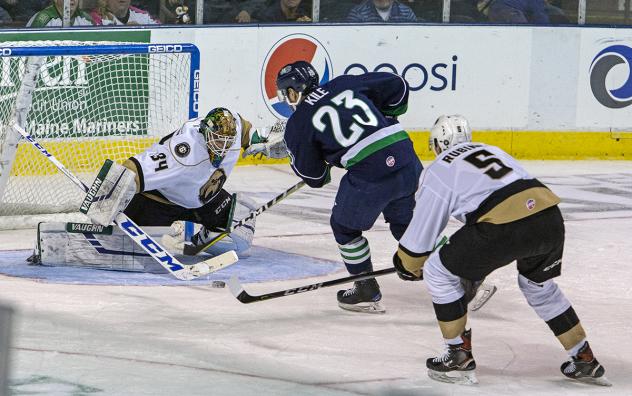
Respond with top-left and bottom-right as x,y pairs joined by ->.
204,0 -> 263,24
483,0 -> 550,24
91,0 -> 159,25
318,0 -> 356,22
346,0 -> 418,23
545,0 -> 569,24
255,0 -> 311,22
26,0 -> 94,27
1,0 -> 47,25
131,0 -> 159,18
0,4 -> 11,26
450,0 -> 486,22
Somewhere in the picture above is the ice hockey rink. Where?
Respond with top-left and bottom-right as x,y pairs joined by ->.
0,161 -> 630,396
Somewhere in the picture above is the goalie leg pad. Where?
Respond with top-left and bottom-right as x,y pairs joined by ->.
81,159 -> 137,226
35,222 -> 169,273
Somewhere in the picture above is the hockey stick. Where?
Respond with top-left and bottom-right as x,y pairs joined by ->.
227,236 -> 495,308
13,123 -> 238,281
229,268 -> 497,310
183,180 -> 306,256
228,268 -> 397,304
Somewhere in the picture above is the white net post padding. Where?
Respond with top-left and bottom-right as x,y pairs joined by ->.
0,41 -> 200,229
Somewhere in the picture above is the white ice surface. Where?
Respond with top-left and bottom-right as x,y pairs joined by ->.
0,162 -> 631,395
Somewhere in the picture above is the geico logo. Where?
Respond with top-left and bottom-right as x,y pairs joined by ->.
192,91 -> 200,112
149,45 -> 183,53
192,70 -> 200,112
0,48 -> 12,56
343,56 -> 459,92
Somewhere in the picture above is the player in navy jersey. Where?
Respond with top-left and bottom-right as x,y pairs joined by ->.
273,61 -> 422,313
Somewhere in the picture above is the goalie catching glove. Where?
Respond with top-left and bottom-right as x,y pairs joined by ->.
80,159 -> 137,226
242,119 -> 288,159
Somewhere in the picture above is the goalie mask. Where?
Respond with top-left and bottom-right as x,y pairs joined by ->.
429,114 -> 472,156
276,61 -> 320,109
200,107 -> 237,161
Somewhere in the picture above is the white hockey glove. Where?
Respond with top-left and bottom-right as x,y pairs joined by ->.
80,159 -> 137,226
242,119 -> 289,159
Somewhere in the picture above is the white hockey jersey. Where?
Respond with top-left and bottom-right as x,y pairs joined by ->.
129,112 -> 243,209
399,142 -> 559,256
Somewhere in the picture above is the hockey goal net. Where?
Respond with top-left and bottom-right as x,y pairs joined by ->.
0,41 -> 200,228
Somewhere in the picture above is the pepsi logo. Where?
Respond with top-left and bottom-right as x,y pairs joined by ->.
261,33 -> 333,118
386,156 -> 395,167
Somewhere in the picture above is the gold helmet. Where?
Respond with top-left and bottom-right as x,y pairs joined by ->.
200,107 -> 237,160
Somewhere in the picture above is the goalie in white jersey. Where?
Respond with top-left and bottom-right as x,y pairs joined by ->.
392,115 -> 608,386
81,107 -> 280,255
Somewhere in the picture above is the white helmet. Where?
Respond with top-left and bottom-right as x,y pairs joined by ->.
429,114 -> 472,156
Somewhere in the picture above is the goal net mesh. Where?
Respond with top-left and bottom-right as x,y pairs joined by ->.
0,41 -> 196,228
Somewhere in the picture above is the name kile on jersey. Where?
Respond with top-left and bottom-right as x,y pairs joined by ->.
304,88 -> 330,105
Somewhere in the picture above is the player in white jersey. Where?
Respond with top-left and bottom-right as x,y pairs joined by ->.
392,115 -> 609,386
82,107 -> 268,254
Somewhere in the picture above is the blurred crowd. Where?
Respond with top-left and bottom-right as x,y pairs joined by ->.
0,0 -> 629,28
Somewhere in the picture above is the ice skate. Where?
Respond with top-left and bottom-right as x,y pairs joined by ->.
426,329 -> 478,385
561,341 -> 611,386
336,277 -> 385,313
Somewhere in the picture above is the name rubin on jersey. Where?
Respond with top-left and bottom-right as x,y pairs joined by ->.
441,143 -> 481,164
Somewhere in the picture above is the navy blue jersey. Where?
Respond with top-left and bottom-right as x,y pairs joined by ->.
284,72 -> 417,188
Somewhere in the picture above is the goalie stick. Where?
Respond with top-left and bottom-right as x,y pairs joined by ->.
12,123 -> 238,281
183,180 -> 306,256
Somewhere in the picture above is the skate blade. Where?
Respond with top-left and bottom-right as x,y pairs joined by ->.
338,301 -> 385,314
469,283 -> 497,312
427,369 -> 478,385
571,375 -> 612,387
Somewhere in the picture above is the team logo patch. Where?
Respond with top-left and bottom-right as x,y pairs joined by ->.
199,168 -> 227,203
526,198 -> 536,210
175,142 -> 190,157
386,156 -> 396,167
261,33 -> 333,119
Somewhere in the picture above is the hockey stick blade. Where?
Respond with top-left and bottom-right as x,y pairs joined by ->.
183,180 -> 306,256
189,250 -> 238,277
228,268 -> 396,304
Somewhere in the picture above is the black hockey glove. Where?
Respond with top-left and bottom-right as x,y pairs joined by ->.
393,252 -> 423,281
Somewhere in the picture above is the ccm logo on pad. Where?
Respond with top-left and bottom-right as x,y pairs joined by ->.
148,45 -> 183,53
